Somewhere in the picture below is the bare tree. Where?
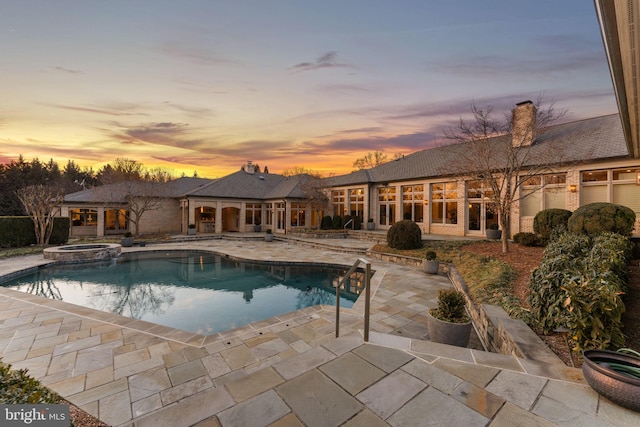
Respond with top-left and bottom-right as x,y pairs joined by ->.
281,165 -> 318,177
352,151 -> 389,170
17,184 -> 64,246
444,97 -> 566,253
299,174 -> 330,229
96,158 -> 174,236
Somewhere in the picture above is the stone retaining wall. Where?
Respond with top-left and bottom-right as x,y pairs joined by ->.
448,266 -> 563,365
368,249 -> 563,364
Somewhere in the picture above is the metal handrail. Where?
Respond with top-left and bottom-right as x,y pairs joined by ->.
335,257 -> 371,342
343,218 -> 354,230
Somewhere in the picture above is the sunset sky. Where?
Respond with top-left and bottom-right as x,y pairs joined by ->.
1,0 -> 618,178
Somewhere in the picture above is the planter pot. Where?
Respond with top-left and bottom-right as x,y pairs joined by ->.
187,228 -> 196,235
486,229 -> 502,240
582,350 -> 640,412
265,234 -> 274,242
121,237 -> 134,247
423,260 -> 440,274
254,225 -> 262,232
427,311 -> 472,347
366,222 -> 375,230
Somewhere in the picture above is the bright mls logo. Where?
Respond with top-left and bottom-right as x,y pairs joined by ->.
0,404 -> 69,426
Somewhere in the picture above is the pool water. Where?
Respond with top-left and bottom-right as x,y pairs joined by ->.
1,251 -> 362,335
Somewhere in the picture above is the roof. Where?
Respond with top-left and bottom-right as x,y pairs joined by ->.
63,176 -> 215,203
324,114 -> 628,186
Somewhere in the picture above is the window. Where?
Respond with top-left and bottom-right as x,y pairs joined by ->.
105,209 -> 128,231
581,168 -> 640,215
402,184 -> 424,222
378,187 -> 396,226
431,182 -> 457,224
520,174 -> 567,216
70,209 -> 98,227
349,188 -> 365,221
332,190 -> 346,216
245,203 -> 262,225
290,203 -> 306,227
264,203 -> 273,226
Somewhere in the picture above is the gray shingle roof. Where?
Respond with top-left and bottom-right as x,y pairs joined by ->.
63,177 -> 215,203
186,170 -> 286,199
324,114 -> 627,185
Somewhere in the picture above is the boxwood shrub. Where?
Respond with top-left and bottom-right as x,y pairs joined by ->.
567,202 -> 636,237
533,208 -> 572,242
386,220 -> 422,250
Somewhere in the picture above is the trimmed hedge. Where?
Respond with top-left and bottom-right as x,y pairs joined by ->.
533,208 -> 571,242
386,220 -> 422,250
568,202 -> 636,237
320,215 -> 332,230
513,232 -> 543,247
0,217 -> 70,248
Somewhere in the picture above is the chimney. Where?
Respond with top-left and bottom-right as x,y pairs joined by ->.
512,100 -> 537,147
244,161 -> 254,174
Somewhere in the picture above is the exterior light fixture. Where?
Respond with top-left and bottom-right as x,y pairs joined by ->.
569,185 -> 577,193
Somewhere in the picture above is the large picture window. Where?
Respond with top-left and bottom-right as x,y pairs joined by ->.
402,184 -> 424,222
245,203 -> 262,225
332,190 -> 346,216
290,203 -> 306,227
71,208 -> 98,227
349,188 -> 365,222
431,182 -> 457,224
520,173 -> 567,217
582,168 -> 640,214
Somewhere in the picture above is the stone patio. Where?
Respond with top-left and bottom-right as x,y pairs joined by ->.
1,236 -> 639,426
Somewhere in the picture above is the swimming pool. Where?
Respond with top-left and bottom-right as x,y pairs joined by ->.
0,251 -> 363,335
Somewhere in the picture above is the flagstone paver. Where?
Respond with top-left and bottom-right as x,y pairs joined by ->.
1,236 -> 640,426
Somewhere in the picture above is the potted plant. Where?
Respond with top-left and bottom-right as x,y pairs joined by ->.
427,288 -> 472,347
188,223 -> 196,235
121,232 -> 134,247
265,228 -> 274,242
486,223 -> 502,240
366,218 -> 375,230
423,250 -> 439,274
254,220 -> 262,232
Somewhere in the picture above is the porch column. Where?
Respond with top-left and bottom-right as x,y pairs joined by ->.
215,202 -> 223,233
97,207 -> 105,237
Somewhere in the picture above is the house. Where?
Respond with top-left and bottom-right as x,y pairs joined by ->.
60,104 -> 640,238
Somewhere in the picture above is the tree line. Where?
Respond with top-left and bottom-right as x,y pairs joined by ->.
0,156 -> 180,216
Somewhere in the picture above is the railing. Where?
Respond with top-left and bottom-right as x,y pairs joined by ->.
343,218 -> 354,230
335,257 -> 371,342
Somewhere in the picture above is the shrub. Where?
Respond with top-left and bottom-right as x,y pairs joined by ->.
512,232 -> 542,247
321,215 -> 332,230
430,289 -> 469,323
353,216 -> 362,230
0,360 -> 60,404
386,220 -> 422,250
533,208 -> 572,242
528,230 -> 632,351
0,216 -> 69,248
488,223 -> 499,230
331,215 -> 342,230
529,233 -> 591,334
425,250 -> 437,260
563,274 -> 626,352
568,202 -> 636,237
